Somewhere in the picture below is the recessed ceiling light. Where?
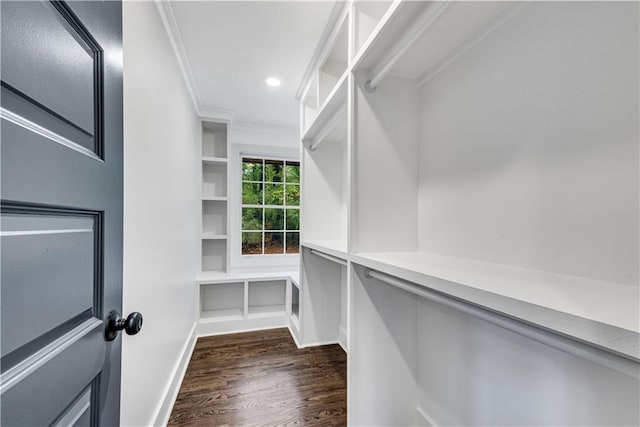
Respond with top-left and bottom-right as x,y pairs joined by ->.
265,76 -> 282,87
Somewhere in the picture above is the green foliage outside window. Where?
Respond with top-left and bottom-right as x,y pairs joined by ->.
241,158 -> 300,255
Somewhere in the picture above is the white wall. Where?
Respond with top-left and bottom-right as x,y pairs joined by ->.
418,1 -> 639,285
122,2 -> 199,425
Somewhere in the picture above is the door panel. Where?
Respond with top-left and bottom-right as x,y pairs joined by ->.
1,213 -> 95,357
1,321 -> 104,426
1,1 -> 123,425
1,1 -> 96,137
53,388 -> 93,427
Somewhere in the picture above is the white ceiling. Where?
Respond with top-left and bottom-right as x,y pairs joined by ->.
169,1 -> 337,129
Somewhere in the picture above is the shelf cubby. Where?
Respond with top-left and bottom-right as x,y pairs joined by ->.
291,282 -> 300,324
300,247 -> 347,350
202,163 -> 227,198
202,199 -> 227,236
200,282 -> 244,322
318,15 -> 348,106
353,0 -> 394,58
202,239 -> 226,273
248,280 -> 286,318
202,122 -> 227,158
301,74 -> 319,135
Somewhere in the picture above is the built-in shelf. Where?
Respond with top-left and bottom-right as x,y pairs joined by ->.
248,280 -> 286,319
202,122 -> 228,158
291,282 -> 300,326
200,308 -> 244,323
202,156 -> 228,165
301,240 -> 348,261
197,275 -> 292,337
202,239 -> 226,272
196,270 -> 299,284
353,0 -> 397,62
202,234 -> 227,240
319,12 -> 348,106
247,304 -> 286,319
200,282 -> 244,321
202,163 -> 227,198
301,73 -> 348,146
350,251 -> 640,360
203,199 -> 227,235
200,120 -> 229,275
353,1 -> 518,89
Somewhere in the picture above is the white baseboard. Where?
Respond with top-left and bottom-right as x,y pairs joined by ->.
338,326 -> 347,353
416,405 -> 438,427
301,339 -> 339,348
198,322 -> 288,338
288,323 -> 302,349
151,322 -> 198,427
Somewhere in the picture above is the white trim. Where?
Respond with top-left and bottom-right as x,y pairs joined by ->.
198,323 -> 287,339
338,326 -> 348,353
199,108 -> 236,123
0,318 -> 102,395
295,0 -> 350,101
0,108 -> 101,161
301,339 -> 340,348
155,0 -> 201,113
0,229 -> 92,237
151,322 -> 198,427
288,324 -> 303,349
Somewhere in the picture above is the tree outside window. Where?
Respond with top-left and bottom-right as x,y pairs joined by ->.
241,158 -> 300,255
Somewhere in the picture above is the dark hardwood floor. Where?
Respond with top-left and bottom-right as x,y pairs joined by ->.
168,328 -> 347,426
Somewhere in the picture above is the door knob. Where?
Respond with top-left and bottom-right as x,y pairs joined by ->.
104,310 -> 143,341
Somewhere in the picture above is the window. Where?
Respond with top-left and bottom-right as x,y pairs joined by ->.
242,158 -> 300,255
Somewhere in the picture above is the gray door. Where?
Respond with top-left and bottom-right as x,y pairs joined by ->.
1,1 -> 129,425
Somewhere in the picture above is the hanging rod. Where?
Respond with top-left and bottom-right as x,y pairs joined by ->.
310,249 -> 348,266
363,268 -> 640,379
365,1 -> 453,93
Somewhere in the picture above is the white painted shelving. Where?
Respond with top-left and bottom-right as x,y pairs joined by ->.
298,0 -> 640,425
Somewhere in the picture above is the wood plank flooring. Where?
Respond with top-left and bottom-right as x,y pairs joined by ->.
168,328 -> 347,426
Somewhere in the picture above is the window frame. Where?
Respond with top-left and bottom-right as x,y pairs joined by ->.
241,156 -> 300,256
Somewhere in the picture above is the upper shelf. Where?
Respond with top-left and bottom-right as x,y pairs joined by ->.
301,74 -> 348,149
301,239 -> 348,261
202,156 -> 228,165
353,0 -> 520,89
350,251 -> 640,360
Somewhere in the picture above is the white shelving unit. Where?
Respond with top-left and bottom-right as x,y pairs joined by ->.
298,1 -> 640,425
197,273 -> 295,337
200,121 -> 229,273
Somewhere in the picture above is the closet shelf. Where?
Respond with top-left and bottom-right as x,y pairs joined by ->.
197,269 -> 299,285
353,0 -> 519,88
202,196 -> 227,202
301,73 -> 348,147
201,233 -> 227,240
301,240 -> 348,261
202,156 -> 228,165
200,308 -> 244,323
350,251 -> 639,360
247,305 -> 286,319
352,0 -> 402,67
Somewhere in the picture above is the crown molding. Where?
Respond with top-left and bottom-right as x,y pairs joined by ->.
295,0 -> 350,101
199,107 -> 236,123
155,0 -> 201,112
